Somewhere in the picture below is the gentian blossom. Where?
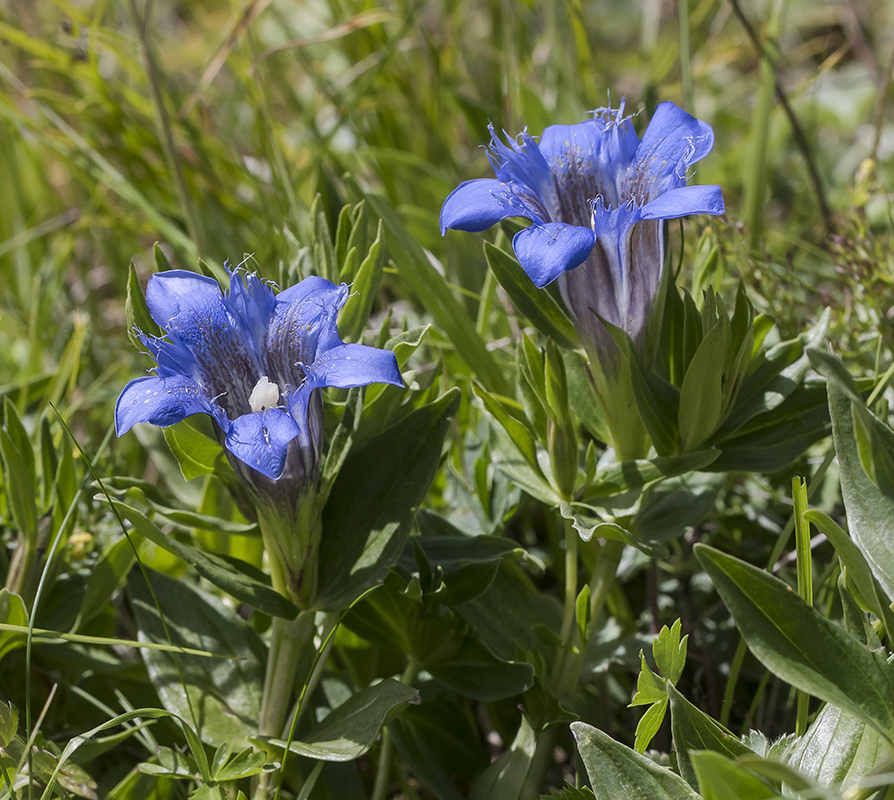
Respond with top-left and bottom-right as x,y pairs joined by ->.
440,100 -> 724,352
116,269 -> 403,483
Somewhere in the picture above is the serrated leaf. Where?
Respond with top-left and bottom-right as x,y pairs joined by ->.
633,699 -> 668,754
652,619 -> 688,685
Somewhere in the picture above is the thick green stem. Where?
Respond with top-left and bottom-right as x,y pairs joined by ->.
558,520 -> 579,644
587,538 -> 626,640
258,610 -> 316,739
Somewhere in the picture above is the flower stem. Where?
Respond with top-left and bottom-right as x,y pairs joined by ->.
558,519 -> 579,645
258,610 -> 316,739
587,538 -> 625,640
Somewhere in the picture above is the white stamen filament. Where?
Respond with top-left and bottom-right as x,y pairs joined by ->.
249,376 -> 280,412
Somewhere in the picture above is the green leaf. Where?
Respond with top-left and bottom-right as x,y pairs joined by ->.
260,678 -> 418,761
0,425 -> 38,544
163,419 -> 228,482
633,699 -> 668,754
695,544 -> 894,742
787,699 -> 889,792
827,381 -> 894,605
584,449 -> 719,500
316,389 -> 460,611
0,701 -> 17,747
311,194 -> 339,283
473,382 -> 543,476
805,509 -> 894,640
667,683 -> 754,789
427,637 -> 535,701
112,500 -> 298,620
652,620 -> 688,685
0,589 -> 27,663
339,219 -> 385,343
128,569 -> 266,749
214,748 -> 272,780
678,323 -> 726,450
708,378 -> 830,473
469,715 -> 536,800
690,752 -> 776,800
483,241 -> 578,349
572,721 -> 700,800
126,261 -> 161,344
75,534 -> 137,628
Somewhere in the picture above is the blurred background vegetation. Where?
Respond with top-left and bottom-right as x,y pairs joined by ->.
1,0 -> 893,793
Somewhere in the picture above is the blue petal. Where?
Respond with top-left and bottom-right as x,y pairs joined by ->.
145,270 -> 229,340
225,269 -> 277,355
265,280 -> 348,387
487,128 -> 552,195
305,343 -> 403,391
224,408 -> 301,479
115,374 -> 217,436
275,275 -> 342,307
440,179 -> 540,234
145,271 -> 263,418
639,184 -> 725,221
628,103 -> 715,198
512,222 -> 596,288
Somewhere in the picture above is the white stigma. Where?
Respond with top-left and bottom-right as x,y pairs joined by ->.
249,376 -> 280,413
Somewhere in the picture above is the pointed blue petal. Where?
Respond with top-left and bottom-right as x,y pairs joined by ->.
512,222 -> 596,288
440,179 -> 540,234
225,270 -> 277,355
145,270 -> 228,338
487,128 -> 552,194
639,184 -> 725,221
266,281 -> 348,387
115,374 -> 217,436
145,271 -> 263,418
305,343 -> 403,391
275,275 -> 342,307
631,102 -> 715,195
224,408 -> 301,479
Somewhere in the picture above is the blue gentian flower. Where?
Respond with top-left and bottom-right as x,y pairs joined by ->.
440,101 -> 724,350
116,270 -> 403,482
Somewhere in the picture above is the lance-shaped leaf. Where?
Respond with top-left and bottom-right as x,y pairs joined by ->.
572,721 -> 700,800
826,374 -> 894,602
259,678 -> 418,761
695,544 -> 894,743
316,389 -> 460,611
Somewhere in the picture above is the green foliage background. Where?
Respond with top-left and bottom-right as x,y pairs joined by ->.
2,0 -> 894,797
